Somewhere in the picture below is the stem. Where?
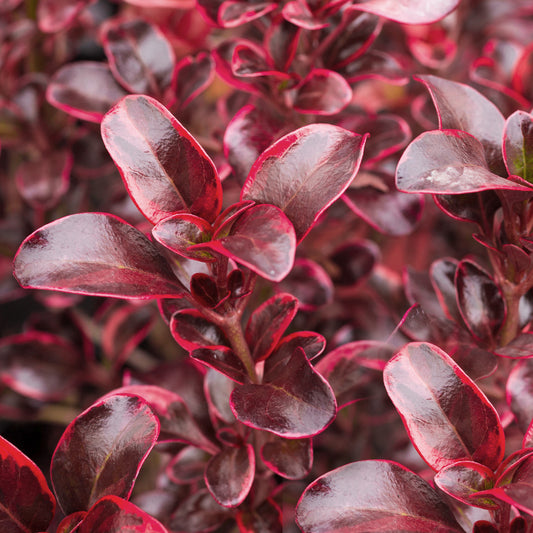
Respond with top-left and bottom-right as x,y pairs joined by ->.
499,280 -> 522,346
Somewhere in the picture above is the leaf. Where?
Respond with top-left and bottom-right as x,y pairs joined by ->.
416,75 -> 505,171
328,239 -> 379,286
241,124 -> 367,241
192,346 -> 248,384
351,0 -> 460,24
57,512 -> 86,533
245,293 -> 298,362
102,18 -> 175,96
205,444 -> 255,507
383,342 -> 505,471
293,69 -> 352,115
196,204 -> 296,282
101,94 -> 222,224
0,435 -> 56,533
506,359 -> 533,432
455,260 -> 505,343
173,52 -> 215,108
76,495 -> 168,533
396,129 -> 531,194
430,258 -> 461,322
231,347 -> 336,438
51,394 -> 160,515
37,0 -> 94,33
166,446 -> 208,484
261,436 -> 312,479
435,461 -> 499,510
495,332 -> 533,358
296,460 -> 463,532
170,309 -> 228,351
13,213 -> 185,299
503,110 -> 533,182
46,62 -> 127,123
282,0 -> 328,30
236,499 -> 282,533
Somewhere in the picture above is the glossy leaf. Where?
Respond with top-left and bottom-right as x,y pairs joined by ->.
231,347 -> 336,438
166,446 -> 208,485
329,240 -> 379,286
495,332 -> 533,358
205,444 -> 254,507
76,495 -> 168,533
0,435 -> 56,533
216,0 -> 276,28
242,124 -> 367,241
507,359 -> 533,432
37,0 -> 94,33
57,512 -> 86,533
13,213 -> 185,299
396,129 -> 531,194
455,260 -> 505,343
101,95 -> 222,224
205,369 -> 237,423
170,309 -> 227,351
296,460 -> 463,532
351,0 -> 460,24
192,346 -> 248,384
245,293 -> 298,362
503,110 -> 533,182
417,74 -> 505,170
173,52 -> 215,109
51,394 -> 160,515
293,69 -> 352,115
102,18 -> 175,96
435,461 -> 499,510
261,437 -> 312,479
236,499 -> 282,533
196,204 -> 296,282
383,342 -> 505,471
430,258 -> 461,322
282,0 -> 328,30
46,62 -> 127,123
274,331 -> 326,362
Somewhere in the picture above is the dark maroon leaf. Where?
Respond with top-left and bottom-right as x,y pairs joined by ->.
173,52 -> 215,109
102,385 -> 218,453
15,149 -> 71,210
416,75 -> 505,171
435,461 -> 499,510
0,435 -> 56,533
0,331 -> 82,401
433,191 -> 501,226
293,69 -> 352,115
223,104 -> 285,186
329,239 -> 379,286
102,18 -> 174,96
495,332 -> 533,358
213,200 -> 256,235
169,489 -> 231,532
455,260 -> 505,343
101,94 -> 222,224
57,512 -> 86,533
430,258 -> 461,322
261,436 -> 312,479
473,521 -> 499,533
231,347 -> 336,438
205,369 -> 237,423
167,446 -> 208,484
503,110 -> 533,182
316,340 -> 393,408
275,331 -> 326,361
340,49 -> 408,84
76,495 -> 168,532
51,394 -> 159,515
13,213 -> 185,299
245,293 -> 298,362
507,359 -> 533,432
236,498 -> 282,533
197,204 -> 296,282
37,0 -> 94,33
296,460 -> 463,532
242,124 -> 367,241
344,171 -> 424,236
396,129 -> 531,194
232,43 -> 290,80
192,346 -> 248,384
384,342 -> 505,471
265,16 -> 300,71
170,309 -> 227,351
205,444 -> 254,507
277,259 -> 334,310
190,273 -> 225,308
46,62 -> 128,123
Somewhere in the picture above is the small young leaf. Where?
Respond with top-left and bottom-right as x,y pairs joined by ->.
13,213 -> 185,299
503,110 -> 533,182
173,52 -> 215,109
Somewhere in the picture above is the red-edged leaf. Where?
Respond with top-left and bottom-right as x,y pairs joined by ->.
205,444 -> 255,507
170,309 -> 227,351
197,204 -> 296,282
57,512 -> 86,533
495,332 -> 533,358
46,62 -> 127,123
15,149 -> 71,210
37,0 -> 94,32
236,499 -> 282,533
417,75 -> 505,171
192,346 -> 248,384
396,129 -> 531,194
351,0 -> 460,24
232,43 -> 290,80
231,347 -> 336,438
102,18 -> 175,96
166,446 -> 208,485
241,124 -> 367,241
430,258 -> 461,322
51,394 -> 160,515
101,95 -> 222,224
13,213 -> 185,299
275,331 -> 326,361
282,0 -> 328,30
76,495 -> 168,532
245,293 -> 298,362
435,461 -> 499,510
293,69 -> 352,115
124,0 -> 194,6
0,332 -> 83,401
265,16 -> 301,71
261,437 -> 312,479
102,385 -> 218,454
503,110 -> 533,182
205,369 -> 237,423
507,359 -> 533,432
455,260 -> 505,343
0,435 -> 56,533
383,342 -> 505,471
296,460 -> 463,532
173,52 -> 215,109
433,191 -> 501,226
328,239 -> 379,286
